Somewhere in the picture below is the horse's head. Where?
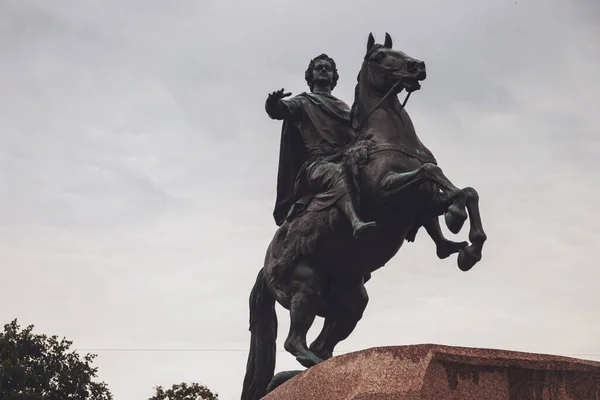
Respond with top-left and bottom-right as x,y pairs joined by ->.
361,32 -> 426,94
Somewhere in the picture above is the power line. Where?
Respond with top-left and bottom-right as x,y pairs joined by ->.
75,348 -> 349,353
73,348 -> 600,357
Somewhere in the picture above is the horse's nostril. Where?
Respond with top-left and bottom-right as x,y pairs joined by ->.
407,61 -> 417,71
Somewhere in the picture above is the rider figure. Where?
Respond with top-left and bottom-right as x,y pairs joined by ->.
266,54 -> 376,238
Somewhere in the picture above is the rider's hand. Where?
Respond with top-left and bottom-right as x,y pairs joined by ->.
267,88 -> 292,103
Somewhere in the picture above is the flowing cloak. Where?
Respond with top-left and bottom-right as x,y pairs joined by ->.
271,92 -> 354,226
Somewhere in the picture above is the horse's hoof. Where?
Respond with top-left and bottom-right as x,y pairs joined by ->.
445,208 -> 466,234
437,240 -> 468,259
309,345 -> 333,361
457,245 -> 481,271
296,352 -> 324,368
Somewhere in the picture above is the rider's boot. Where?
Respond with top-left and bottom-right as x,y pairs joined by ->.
342,200 -> 377,238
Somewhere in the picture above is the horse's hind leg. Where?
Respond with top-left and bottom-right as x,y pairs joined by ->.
283,260 -> 325,368
457,187 -> 487,271
309,280 -> 369,360
308,318 -> 336,361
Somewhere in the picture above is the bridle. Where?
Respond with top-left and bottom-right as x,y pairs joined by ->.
355,46 -> 414,134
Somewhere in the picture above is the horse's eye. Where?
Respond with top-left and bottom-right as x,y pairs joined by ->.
373,53 -> 386,62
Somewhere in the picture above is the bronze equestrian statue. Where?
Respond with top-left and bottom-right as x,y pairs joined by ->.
241,32 -> 487,400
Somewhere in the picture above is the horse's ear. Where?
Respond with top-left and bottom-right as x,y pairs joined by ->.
367,33 -> 375,52
384,32 -> 393,48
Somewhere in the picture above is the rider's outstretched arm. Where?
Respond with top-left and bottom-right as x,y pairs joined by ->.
265,89 -> 302,120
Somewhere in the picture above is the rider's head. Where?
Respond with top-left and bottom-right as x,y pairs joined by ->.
305,54 -> 339,92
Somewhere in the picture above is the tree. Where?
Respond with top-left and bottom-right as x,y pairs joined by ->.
148,382 -> 218,400
0,319 -> 113,400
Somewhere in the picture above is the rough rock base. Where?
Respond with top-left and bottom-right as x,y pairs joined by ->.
263,344 -> 600,399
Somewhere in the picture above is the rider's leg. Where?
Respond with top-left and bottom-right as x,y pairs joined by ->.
308,160 -> 377,238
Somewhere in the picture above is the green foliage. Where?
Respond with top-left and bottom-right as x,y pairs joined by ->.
0,319 -> 113,400
148,382 -> 218,400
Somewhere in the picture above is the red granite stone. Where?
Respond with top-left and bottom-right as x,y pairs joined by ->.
262,344 -> 600,399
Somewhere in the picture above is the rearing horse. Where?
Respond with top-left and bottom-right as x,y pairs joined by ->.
241,32 -> 487,400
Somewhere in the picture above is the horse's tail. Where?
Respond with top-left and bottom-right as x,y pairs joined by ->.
241,268 -> 278,400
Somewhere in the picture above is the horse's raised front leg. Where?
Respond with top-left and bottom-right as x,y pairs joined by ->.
283,260 -> 326,368
380,166 -> 426,192
423,218 -> 468,259
419,164 -> 468,234
381,163 -> 467,234
406,218 -> 467,259
457,187 -> 487,271
309,280 -> 369,361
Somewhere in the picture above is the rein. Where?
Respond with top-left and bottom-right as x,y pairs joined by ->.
355,80 -> 412,134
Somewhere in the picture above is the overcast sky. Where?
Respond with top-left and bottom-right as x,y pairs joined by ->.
1,1 -> 599,399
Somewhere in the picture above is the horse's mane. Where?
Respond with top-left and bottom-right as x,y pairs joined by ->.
349,71 -> 362,132
350,44 -> 383,132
